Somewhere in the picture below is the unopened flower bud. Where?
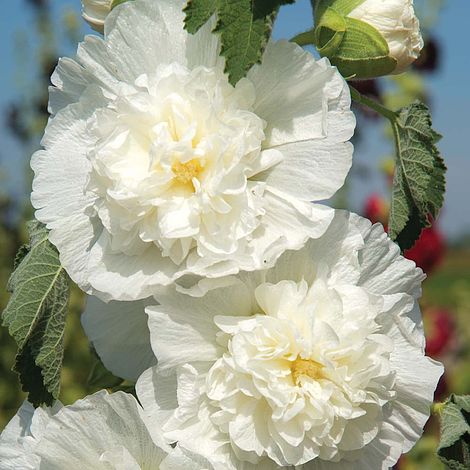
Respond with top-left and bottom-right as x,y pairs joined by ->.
314,0 -> 423,79
81,0 -> 112,33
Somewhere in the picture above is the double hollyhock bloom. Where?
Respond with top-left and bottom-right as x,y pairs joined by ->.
135,212 -> 443,469
0,0 -> 443,468
31,0 -> 354,302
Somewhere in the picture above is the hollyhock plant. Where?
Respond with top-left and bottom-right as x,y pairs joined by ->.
136,212 -> 443,470
0,391 -> 210,469
31,0 -> 354,302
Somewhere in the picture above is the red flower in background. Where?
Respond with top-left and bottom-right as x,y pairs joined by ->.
424,307 -> 455,358
404,226 -> 446,274
364,193 -> 389,226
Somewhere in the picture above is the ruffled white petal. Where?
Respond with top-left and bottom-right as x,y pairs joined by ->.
0,402 -> 38,470
105,0 -> 188,74
146,281 -> 253,372
31,89 -> 103,293
0,402 -> 61,470
353,214 -> 425,297
81,296 -> 156,380
250,46 -> 355,201
34,391 -> 168,469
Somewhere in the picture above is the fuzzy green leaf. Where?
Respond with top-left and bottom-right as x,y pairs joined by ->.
184,0 -> 292,85
2,220 -> 69,406
184,0 -> 218,34
437,395 -> 470,470
13,243 -> 30,271
215,0 -> 276,85
388,102 -> 446,250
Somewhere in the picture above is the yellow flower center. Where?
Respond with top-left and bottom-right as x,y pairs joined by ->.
171,159 -> 203,186
291,357 -> 324,386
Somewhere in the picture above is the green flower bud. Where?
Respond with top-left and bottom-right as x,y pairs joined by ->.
313,0 -> 423,79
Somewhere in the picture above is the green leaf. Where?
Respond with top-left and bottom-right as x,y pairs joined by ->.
215,0 -> 277,85
184,0 -> 218,34
388,102 -> 446,250
437,395 -> 470,469
2,220 -> 69,406
253,0 -> 295,17
13,243 -> 30,271
184,0 -> 293,85
87,352 -> 123,389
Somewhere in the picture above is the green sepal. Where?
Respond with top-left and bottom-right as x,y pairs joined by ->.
314,7 -> 346,58
318,15 -> 397,79
314,0 -> 365,23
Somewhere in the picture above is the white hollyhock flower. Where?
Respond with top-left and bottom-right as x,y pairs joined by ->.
0,391 -> 211,469
82,0 -> 112,33
136,212 -> 443,470
31,0 -> 354,301
348,0 -> 423,73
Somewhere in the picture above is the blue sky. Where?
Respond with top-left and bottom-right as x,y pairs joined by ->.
0,0 -> 469,238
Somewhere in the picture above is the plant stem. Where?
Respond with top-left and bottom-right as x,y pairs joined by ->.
349,86 -> 398,122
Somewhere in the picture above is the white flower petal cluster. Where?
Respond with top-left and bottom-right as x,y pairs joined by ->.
136,212 -> 443,470
31,0 -> 354,302
349,0 -> 423,73
0,391 -> 211,470
82,0 -> 112,33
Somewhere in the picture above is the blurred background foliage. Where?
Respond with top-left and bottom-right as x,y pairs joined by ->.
0,2 -> 469,470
